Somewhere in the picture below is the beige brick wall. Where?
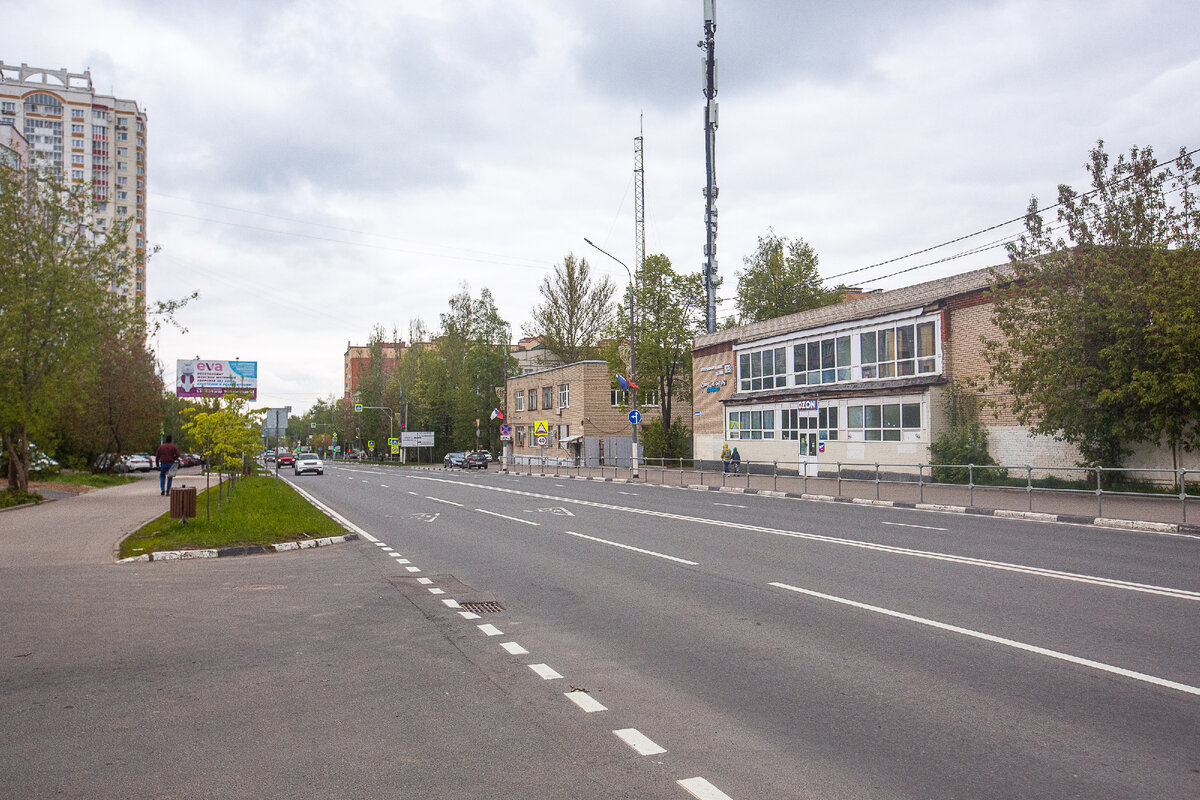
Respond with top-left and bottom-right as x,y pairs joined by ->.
692,344 -> 735,437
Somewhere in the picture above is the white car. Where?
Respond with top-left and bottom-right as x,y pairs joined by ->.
293,452 -> 324,476
124,454 -> 154,472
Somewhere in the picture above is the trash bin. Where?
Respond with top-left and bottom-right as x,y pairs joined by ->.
170,486 -> 197,520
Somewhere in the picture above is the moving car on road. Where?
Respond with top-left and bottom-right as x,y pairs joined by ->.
293,452 -> 324,476
276,451 -> 295,467
443,451 -> 466,469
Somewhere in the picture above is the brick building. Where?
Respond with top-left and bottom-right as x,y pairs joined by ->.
344,341 -> 405,398
504,361 -> 691,466
691,265 -> 1197,476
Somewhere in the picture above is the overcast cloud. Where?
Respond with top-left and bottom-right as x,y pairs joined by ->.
4,0 -> 1197,413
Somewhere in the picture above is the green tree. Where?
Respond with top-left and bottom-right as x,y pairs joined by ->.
986,141 -> 1200,468
182,393 -> 265,473
608,254 -> 703,458
735,230 -> 843,324
524,253 -> 616,364
930,381 -> 1005,483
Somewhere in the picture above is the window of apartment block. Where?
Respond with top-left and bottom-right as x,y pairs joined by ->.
727,409 -> 775,440
527,388 -> 537,411
846,402 -> 922,441
611,388 -> 628,407
794,335 -> 851,385
558,383 -> 569,408
739,346 -> 787,391
861,321 -> 936,379
542,386 -> 554,410
516,426 -> 525,446
558,424 -> 569,440
514,390 -> 524,412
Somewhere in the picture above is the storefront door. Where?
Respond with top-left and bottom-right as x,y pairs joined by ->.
797,412 -> 819,476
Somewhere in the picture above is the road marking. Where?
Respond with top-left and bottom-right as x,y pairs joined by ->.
429,587 -> 445,595
714,502 -> 747,508
380,546 -> 394,552
427,496 -> 464,507
459,611 -> 480,619
442,599 -> 461,608
373,542 -> 387,547
565,690 -> 607,713
770,582 -> 1200,697
417,577 -> 433,584
617,491 -> 639,496
476,508 -> 540,526
407,475 -> 1200,602
613,728 -> 666,756
478,623 -> 503,636
882,521 -> 947,531
500,641 -> 528,655
529,663 -> 563,680
407,491 -> 419,496
380,484 -> 390,488
393,557 -> 410,563
678,777 -> 734,800
563,530 -> 698,566
405,566 -> 421,572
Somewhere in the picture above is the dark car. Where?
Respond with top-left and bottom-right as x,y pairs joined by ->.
465,451 -> 489,469
443,451 -> 466,469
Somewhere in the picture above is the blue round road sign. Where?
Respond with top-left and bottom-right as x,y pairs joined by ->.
628,409 -> 641,425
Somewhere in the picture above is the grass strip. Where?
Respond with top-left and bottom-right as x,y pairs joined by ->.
50,472 -> 141,488
120,475 -> 344,558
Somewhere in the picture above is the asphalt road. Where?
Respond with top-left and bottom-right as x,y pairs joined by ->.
291,463 -> 1200,800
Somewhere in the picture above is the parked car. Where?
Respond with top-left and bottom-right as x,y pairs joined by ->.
276,451 -> 295,467
293,452 -> 324,476
465,451 -> 489,469
124,454 -> 154,472
94,453 -> 130,473
1,443 -> 59,476
443,451 -> 466,469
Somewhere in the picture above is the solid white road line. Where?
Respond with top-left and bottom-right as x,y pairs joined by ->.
500,641 -> 528,655
427,496 -> 464,507
475,508 -> 540,526
562,530 -> 698,566
478,623 -> 503,636
714,502 -> 747,508
677,777 -> 735,800
564,690 -> 608,713
408,475 -> 1200,602
613,728 -> 666,756
770,582 -> 1200,697
529,663 -> 563,680
882,521 -> 948,531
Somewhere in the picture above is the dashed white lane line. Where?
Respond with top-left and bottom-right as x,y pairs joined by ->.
407,491 -> 419,496
613,728 -> 666,756
427,496 -> 464,507
417,577 -> 433,585
429,587 -> 445,595
714,502 -> 747,508
380,484 -> 390,488
380,546 -> 394,552
458,610 -> 479,619
771,582 -> 1200,697
563,530 -> 698,566
882,521 -> 947,531
529,663 -> 563,680
617,491 -> 639,496
441,599 -> 461,608
478,623 -> 503,636
393,557 -> 410,563
500,641 -> 528,655
405,566 -> 421,572
677,776 -> 735,800
476,508 -> 540,526
564,690 -> 607,713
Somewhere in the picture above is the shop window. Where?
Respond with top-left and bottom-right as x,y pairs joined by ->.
727,409 -> 775,440
846,402 -> 921,441
739,346 -> 786,391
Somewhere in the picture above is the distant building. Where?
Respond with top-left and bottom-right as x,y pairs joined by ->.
0,124 -> 27,167
0,61 -> 148,304
344,341 -> 406,398
510,336 -> 563,374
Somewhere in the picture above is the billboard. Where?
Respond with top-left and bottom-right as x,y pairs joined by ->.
400,432 -> 435,447
176,359 -> 258,400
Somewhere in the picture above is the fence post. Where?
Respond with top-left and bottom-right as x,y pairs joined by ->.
837,462 -> 842,498
919,463 -> 925,503
773,460 -> 778,492
1181,468 -> 1188,524
968,463 -> 974,507
875,462 -> 881,500
1096,465 -> 1103,517
1026,465 -> 1033,511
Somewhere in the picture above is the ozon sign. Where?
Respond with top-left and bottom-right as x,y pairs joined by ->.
176,359 -> 258,400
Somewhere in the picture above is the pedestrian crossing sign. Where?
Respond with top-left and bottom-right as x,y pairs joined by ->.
533,420 -> 550,436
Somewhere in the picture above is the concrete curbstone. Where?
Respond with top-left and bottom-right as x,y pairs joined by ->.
852,498 -> 895,507
180,549 -> 218,559
994,510 -> 1059,523
916,503 -> 967,513
1095,517 -> 1180,533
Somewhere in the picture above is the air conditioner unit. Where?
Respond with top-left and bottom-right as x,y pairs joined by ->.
555,407 -> 562,416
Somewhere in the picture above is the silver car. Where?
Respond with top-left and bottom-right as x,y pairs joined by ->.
293,452 -> 324,476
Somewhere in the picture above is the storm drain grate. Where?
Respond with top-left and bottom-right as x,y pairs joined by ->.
459,601 -> 504,614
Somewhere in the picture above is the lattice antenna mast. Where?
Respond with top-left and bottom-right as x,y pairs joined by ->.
634,115 -> 645,287
700,0 -> 719,333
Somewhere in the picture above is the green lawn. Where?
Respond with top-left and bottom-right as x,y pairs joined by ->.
120,475 -> 345,558
50,471 -> 141,488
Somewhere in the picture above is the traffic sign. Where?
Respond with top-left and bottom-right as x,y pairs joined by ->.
354,403 -> 363,413
536,434 -> 548,447
628,409 -> 641,425
310,422 -> 316,428
368,440 -> 375,449
390,445 -> 399,455
499,423 -> 512,437
533,420 -> 550,436
388,437 -> 398,446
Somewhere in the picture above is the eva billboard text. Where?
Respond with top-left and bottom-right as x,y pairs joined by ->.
176,359 -> 258,400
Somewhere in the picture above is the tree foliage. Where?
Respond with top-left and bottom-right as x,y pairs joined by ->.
182,393 -> 265,472
525,253 -> 616,364
736,230 -> 843,324
986,141 -> 1200,467
930,381 -> 1004,483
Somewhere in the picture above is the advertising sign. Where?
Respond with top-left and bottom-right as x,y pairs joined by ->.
400,432 -> 436,448
177,359 -> 258,400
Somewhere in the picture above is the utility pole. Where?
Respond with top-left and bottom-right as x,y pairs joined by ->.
700,0 -> 719,334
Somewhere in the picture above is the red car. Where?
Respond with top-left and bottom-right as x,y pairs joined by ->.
276,452 -> 295,466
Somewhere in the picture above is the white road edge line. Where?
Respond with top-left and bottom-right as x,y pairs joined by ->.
613,728 -> 666,756
284,480 -> 380,543
563,530 -> 698,566
677,777 -> 735,800
565,690 -> 607,713
770,581 -> 1200,697
475,508 -> 540,526
881,521 -> 948,531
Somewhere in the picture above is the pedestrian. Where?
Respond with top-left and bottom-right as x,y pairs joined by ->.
721,442 -> 731,473
155,435 -> 182,496
730,446 -> 741,476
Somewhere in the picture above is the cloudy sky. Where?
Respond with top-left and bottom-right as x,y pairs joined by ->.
5,0 -> 1198,414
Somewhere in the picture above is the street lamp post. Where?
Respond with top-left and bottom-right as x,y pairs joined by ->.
583,237 -> 639,477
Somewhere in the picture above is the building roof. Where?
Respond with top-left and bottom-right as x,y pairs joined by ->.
505,360 -> 609,381
695,264 -> 1012,350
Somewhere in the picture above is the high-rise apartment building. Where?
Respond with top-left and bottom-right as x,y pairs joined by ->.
0,61 -> 148,303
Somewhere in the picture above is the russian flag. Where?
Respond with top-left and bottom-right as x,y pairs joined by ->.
616,373 -> 639,391
490,408 -> 504,421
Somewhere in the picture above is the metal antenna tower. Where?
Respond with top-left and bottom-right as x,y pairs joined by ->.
700,0 -> 719,333
634,115 -> 645,281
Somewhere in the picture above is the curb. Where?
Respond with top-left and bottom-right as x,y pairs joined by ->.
118,533 -> 359,563
496,468 -> 1199,536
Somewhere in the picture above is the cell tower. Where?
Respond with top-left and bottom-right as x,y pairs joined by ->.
701,0 -> 719,333
634,115 -> 645,280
